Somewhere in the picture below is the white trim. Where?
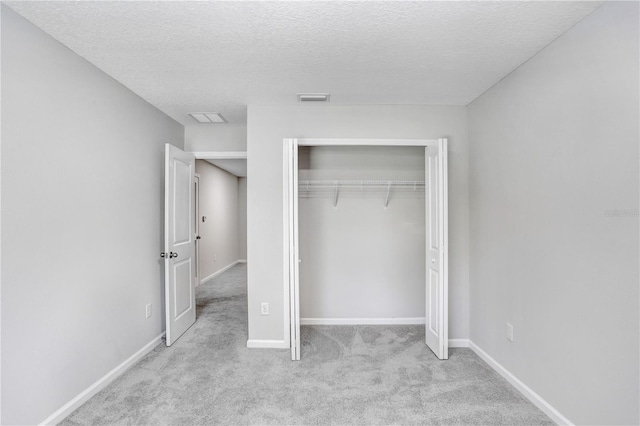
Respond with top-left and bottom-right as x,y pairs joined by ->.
300,317 -> 426,325
200,260 -> 242,284
236,259 -> 247,264
284,138 -> 298,360
190,151 -> 247,160
290,139 -> 301,360
297,138 -> 440,147
440,138 -> 449,359
246,339 -> 289,349
469,341 -> 573,426
282,140 -> 292,350
448,338 -> 469,348
39,333 -> 165,426
194,174 -> 201,287
0,6 -> 3,419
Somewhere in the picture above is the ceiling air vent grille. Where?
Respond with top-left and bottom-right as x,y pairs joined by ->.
297,93 -> 330,102
188,112 -> 227,123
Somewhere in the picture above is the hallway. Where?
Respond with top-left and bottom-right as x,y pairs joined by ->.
61,264 -> 551,425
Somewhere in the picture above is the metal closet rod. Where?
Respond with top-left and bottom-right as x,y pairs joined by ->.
298,180 -> 426,208
298,179 -> 426,187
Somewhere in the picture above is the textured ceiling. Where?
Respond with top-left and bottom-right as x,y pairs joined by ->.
6,1 -> 602,125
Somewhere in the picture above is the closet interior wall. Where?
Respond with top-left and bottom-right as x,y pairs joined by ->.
298,146 -> 426,322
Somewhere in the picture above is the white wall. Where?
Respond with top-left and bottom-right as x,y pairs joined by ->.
185,125 -> 247,152
1,7 -> 184,425
195,160 -> 240,280
238,177 -> 247,260
467,2 -> 639,424
299,146 -> 426,320
247,105 -> 469,343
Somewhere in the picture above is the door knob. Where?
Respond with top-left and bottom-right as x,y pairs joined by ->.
170,252 -> 178,258
196,236 -> 201,240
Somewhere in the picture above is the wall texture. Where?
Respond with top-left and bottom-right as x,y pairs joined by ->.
247,105 -> 469,343
238,177 -> 247,260
299,146 -> 426,320
184,125 -> 247,152
195,160 -> 240,280
1,7 -> 184,424
468,2 -> 639,424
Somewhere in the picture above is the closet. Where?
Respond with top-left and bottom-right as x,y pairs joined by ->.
285,138 -> 448,361
298,145 -> 426,323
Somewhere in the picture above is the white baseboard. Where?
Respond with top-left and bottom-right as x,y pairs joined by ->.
448,338 -> 469,348
40,333 -> 165,426
469,341 -> 572,426
300,317 -> 426,325
237,259 -> 247,263
246,339 -> 288,349
201,259 -> 243,283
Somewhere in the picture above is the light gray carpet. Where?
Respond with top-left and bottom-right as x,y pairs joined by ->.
61,264 -> 553,425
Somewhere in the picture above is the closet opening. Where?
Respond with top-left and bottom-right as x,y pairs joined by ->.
284,139 -> 448,361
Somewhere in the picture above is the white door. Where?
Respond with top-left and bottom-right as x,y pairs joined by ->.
164,143 -> 196,346
425,138 -> 449,359
286,139 -> 301,361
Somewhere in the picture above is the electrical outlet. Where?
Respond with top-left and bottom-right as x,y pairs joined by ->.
506,322 -> 514,342
260,302 -> 269,316
145,303 -> 152,319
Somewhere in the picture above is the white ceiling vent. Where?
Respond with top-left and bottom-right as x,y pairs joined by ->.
189,112 -> 227,123
297,93 -> 330,102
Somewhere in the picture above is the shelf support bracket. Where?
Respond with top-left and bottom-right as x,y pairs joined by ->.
384,182 -> 392,208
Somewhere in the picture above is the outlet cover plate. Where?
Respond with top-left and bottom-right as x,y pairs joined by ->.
261,302 -> 269,316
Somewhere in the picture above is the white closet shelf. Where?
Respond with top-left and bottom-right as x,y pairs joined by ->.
298,180 -> 425,208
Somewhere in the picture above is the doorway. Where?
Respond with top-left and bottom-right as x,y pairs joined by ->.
163,146 -> 248,346
193,159 -> 246,285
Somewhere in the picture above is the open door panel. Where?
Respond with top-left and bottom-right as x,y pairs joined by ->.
164,143 -> 196,346
425,139 -> 448,359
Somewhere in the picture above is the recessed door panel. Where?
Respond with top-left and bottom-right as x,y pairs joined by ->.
173,158 -> 192,245
173,258 -> 193,319
428,156 -> 439,252
429,269 -> 439,335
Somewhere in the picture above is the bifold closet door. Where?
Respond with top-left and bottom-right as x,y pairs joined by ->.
425,139 -> 449,360
287,139 -> 301,361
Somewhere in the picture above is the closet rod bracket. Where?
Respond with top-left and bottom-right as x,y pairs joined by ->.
384,182 -> 392,208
